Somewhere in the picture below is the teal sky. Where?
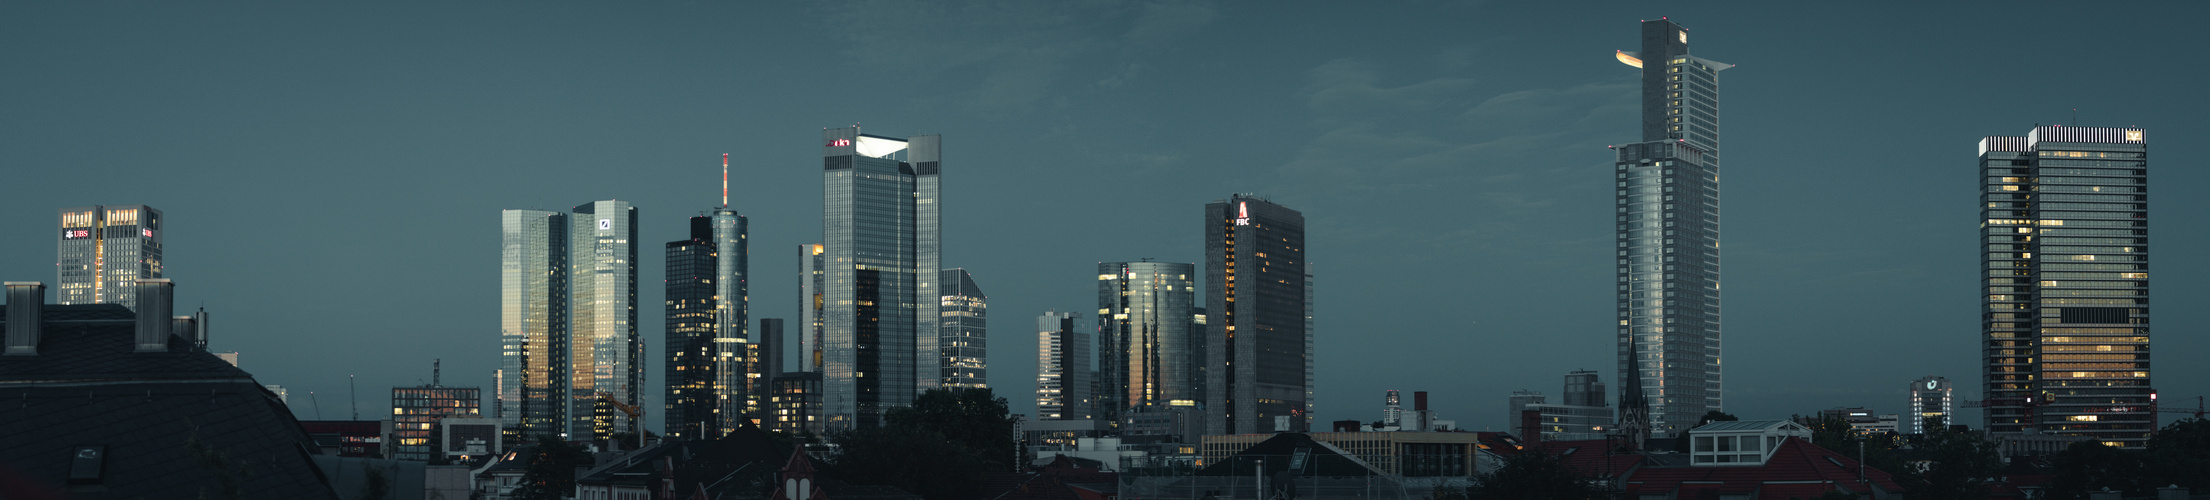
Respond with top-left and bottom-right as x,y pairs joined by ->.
5,1 -> 2206,432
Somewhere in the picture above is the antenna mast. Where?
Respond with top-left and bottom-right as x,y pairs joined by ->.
721,153 -> 729,207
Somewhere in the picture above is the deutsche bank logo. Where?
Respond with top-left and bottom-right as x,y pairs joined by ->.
598,219 -> 612,230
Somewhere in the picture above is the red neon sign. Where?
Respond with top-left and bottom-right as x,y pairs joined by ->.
827,139 -> 851,147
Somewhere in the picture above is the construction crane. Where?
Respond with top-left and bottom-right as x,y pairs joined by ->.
597,392 -> 645,449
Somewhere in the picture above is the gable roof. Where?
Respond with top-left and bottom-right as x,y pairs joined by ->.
1617,438 -> 1904,499
1193,433 -> 1386,477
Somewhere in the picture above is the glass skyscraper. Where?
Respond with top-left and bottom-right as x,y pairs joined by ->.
664,209 -> 750,440
1613,18 -> 1728,437
570,200 -> 639,441
57,205 -> 163,309
800,243 -> 825,373
498,209 -> 568,439
819,127 -> 941,429
939,268 -> 987,389
1097,261 -> 1201,423
1036,310 -> 1089,420
1204,195 -> 1310,435
1979,126 -> 2152,447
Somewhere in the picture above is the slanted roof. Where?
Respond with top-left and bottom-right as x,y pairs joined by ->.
1692,420 -> 1803,433
0,305 -> 336,498
1617,438 -> 1904,499
1193,433 -> 1385,477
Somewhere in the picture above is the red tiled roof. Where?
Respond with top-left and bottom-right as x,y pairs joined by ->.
1535,439 -> 1646,479
1613,438 -> 1905,499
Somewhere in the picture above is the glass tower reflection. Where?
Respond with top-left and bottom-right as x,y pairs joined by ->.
819,127 -> 940,429
570,200 -> 639,441
1204,195 -> 1310,435
499,209 -> 567,439
57,205 -> 163,309
664,209 -> 750,440
1097,261 -> 1199,424
939,268 -> 987,389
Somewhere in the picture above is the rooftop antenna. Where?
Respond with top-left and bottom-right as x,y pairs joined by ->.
433,359 -> 441,387
720,153 -> 729,207
310,391 -> 323,419
2072,108 -> 2078,126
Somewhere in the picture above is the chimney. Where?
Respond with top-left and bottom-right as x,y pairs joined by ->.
1414,391 -> 1428,412
172,316 -> 198,351
134,279 -> 174,353
5,282 -> 45,356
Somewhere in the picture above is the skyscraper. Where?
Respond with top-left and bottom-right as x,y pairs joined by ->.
1613,18 -> 1729,437
57,205 -> 163,309
1979,126 -> 2152,447
499,209 -> 568,439
664,208 -> 750,440
1096,261 -> 1200,423
800,243 -> 824,372
1036,310 -> 1089,420
939,268 -> 987,389
1909,376 -> 1953,435
1204,195 -> 1311,435
819,127 -> 941,429
571,200 -> 640,441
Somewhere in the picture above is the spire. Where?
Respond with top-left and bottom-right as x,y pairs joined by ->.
721,153 -> 729,208
1619,342 -> 1650,451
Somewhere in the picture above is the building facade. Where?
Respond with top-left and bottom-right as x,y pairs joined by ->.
1096,261 -> 1200,425
1909,376 -> 1953,435
939,268 -> 987,388
571,200 -> 640,441
819,128 -> 942,429
57,205 -> 163,309
799,243 -> 824,372
1204,195 -> 1311,435
1037,310 -> 1089,420
1979,126 -> 2153,447
391,386 -> 482,461
665,209 -> 752,440
1613,18 -> 1730,437
498,209 -> 569,439
1565,369 -> 1607,408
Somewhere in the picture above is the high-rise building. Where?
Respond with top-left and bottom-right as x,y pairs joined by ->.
800,243 -> 825,372
939,269 -> 987,389
1979,125 -> 2153,447
57,205 -> 163,309
392,385 -> 481,461
664,209 -> 751,440
1204,195 -> 1311,435
1909,376 -> 1953,435
1565,369 -> 1607,408
1036,310 -> 1089,420
499,209 -> 568,439
1613,18 -> 1729,437
819,127 -> 942,429
1382,390 -> 1403,428
570,200 -> 640,441
1508,390 -> 1546,432
1096,261 -> 1200,424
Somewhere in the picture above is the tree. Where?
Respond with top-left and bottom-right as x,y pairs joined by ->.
1699,410 -> 1740,428
1895,420 -> 2000,500
1465,450 -> 1603,500
509,435 -> 594,500
885,387 -> 1017,471
2045,441 -> 2148,498
831,388 -> 1018,500
2146,418 -> 2210,493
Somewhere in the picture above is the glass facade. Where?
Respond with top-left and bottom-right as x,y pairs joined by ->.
1204,196 -> 1310,435
800,243 -> 825,373
1979,126 -> 2153,448
1909,376 -> 1953,435
1036,311 -> 1089,420
939,268 -> 987,389
1616,18 -> 1727,438
391,386 -> 481,461
663,210 -> 751,440
57,205 -> 163,309
819,127 -> 940,429
570,200 -> 639,441
498,209 -> 567,439
1096,261 -> 1200,424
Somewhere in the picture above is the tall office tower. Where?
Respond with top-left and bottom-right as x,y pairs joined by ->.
1204,195 -> 1310,435
1564,370 -> 1607,407
499,210 -> 569,439
800,243 -> 825,372
939,269 -> 987,388
1036,311 -> 1090,420
1909,376 -> 1954,435
1613,18 -> 1730,438
664,210 -> 751,440
819,127 -> 942,429
1979,126 -> 2153,447
57,205 -> 163,309
1096,261 -> 1200,423
570,200 -> 640,441
1382,390 -> 1403,428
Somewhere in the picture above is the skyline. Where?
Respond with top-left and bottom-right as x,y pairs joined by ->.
5,2 -> 2210,434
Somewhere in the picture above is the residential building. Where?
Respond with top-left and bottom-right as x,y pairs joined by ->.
1909,376 -> 1954,434
571,200 -> 640,441
1204,195 -> 1311,435
391,385 -> 482,461
665,208 -> 752,440
1096,261 -> 1200,425
498,209 -> 568,439
56,205 -> 163,309
940,268 -> 987,388
1613,18 -> 1730,438
1980,125 -> 2154,448
818,127 -> 942,429
1037,310 -> 1090,420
